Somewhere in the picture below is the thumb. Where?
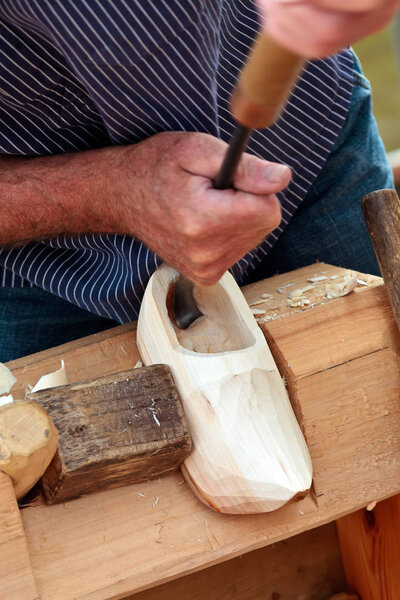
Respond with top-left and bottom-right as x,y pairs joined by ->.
178,132 -> 291,194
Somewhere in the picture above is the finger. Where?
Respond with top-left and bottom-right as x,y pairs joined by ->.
265,1 -> 397,57
183,229 -> 276,286
178,132 -> 291,194
307,0 -> 393,13
196,187 -> 282,232
233,154 -> 292,194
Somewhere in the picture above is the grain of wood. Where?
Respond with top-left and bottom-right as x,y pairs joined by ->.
327,595 -> 359,600
127,522 -> 345,600
29,366 -> 191,503
337,496 -> 400,599
0,472 -> 39,600
6,263 -> 399,600
362,189 -> 400,334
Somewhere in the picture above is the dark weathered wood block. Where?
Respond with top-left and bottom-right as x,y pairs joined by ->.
29,365 -> 192,504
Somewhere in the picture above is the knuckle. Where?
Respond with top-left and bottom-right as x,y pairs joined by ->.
188,249 -> 215,268
192,263 -> 224,286
180,219 -> 204,240
265,196 -> 282,230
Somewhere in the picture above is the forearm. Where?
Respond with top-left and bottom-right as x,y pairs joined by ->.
0,146 -> 127,246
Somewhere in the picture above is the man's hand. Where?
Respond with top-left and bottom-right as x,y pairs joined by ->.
258,0 -> 399,58
116,132 -> 290,286
0,132 -> 290,286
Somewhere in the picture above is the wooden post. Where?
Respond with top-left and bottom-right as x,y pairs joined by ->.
337,497 -> 400,599
0,472 -> 39,600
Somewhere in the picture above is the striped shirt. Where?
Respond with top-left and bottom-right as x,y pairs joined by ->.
0,0 -> 354,323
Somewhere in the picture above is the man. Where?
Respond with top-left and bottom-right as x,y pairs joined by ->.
0,0 -> 398,360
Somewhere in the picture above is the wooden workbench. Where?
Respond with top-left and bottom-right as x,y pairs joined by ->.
2,263 -> 400,600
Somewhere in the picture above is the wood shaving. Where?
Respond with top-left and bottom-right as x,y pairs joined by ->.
133,360 -> 143,369
152,412 -> 161,427
300,284 -> 315,293
286,287 -> 311,308
325,275 -> 357,299
261,293 -> 273,300
307,275 -> 328,283
32,360 -> 67,393
251,308 -> 267,315
277,283 -> 294,293
0,363 -> 17,395
0,394 -> 14,407
357,278 -> 369,286
330,275 -> 339,280
249,299 -> 266,307
287,297 -> 310,308
260,313 -> 278,323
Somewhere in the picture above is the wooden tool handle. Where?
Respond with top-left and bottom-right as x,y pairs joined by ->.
361,189 -> 400,331
231,32 -> 304,129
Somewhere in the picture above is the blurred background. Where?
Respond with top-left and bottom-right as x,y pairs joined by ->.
354,18 -> 400,176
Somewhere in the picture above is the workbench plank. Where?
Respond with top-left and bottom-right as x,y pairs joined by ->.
10,263 -> 400,600
128,522 -> 345,600
0,472 -> 39,600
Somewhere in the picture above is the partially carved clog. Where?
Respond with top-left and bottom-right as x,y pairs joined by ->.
137,265 -> 312,514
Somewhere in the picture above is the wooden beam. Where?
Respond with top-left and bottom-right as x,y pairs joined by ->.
337,496 -> 400,599
128,522 -> 345,600
0,472 -> 39,600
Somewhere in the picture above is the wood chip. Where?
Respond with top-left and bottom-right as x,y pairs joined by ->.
133,360 -> 143,369
251,308 -> 267,315
366,500 -> 377,511
260,313 -> 278,323
249,299 -> 266,307
0,363 -> 17,395
287,297 -> 310,308
325,275 -> 357,299
0,394 -> 14,407
307,275 -> 328,283
32,360 -> 67,393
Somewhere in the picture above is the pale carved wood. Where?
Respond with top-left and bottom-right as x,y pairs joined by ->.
137,264 -> 312,514
0,400 -> 58,499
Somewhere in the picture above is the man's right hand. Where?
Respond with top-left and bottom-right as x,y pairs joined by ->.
1,132 -> 290,286
114,132 -> 290,286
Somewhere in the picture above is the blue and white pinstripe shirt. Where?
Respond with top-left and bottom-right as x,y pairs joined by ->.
0,0 -> 354,323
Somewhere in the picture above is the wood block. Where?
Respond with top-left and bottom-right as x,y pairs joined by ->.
29,365 -> 191,503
